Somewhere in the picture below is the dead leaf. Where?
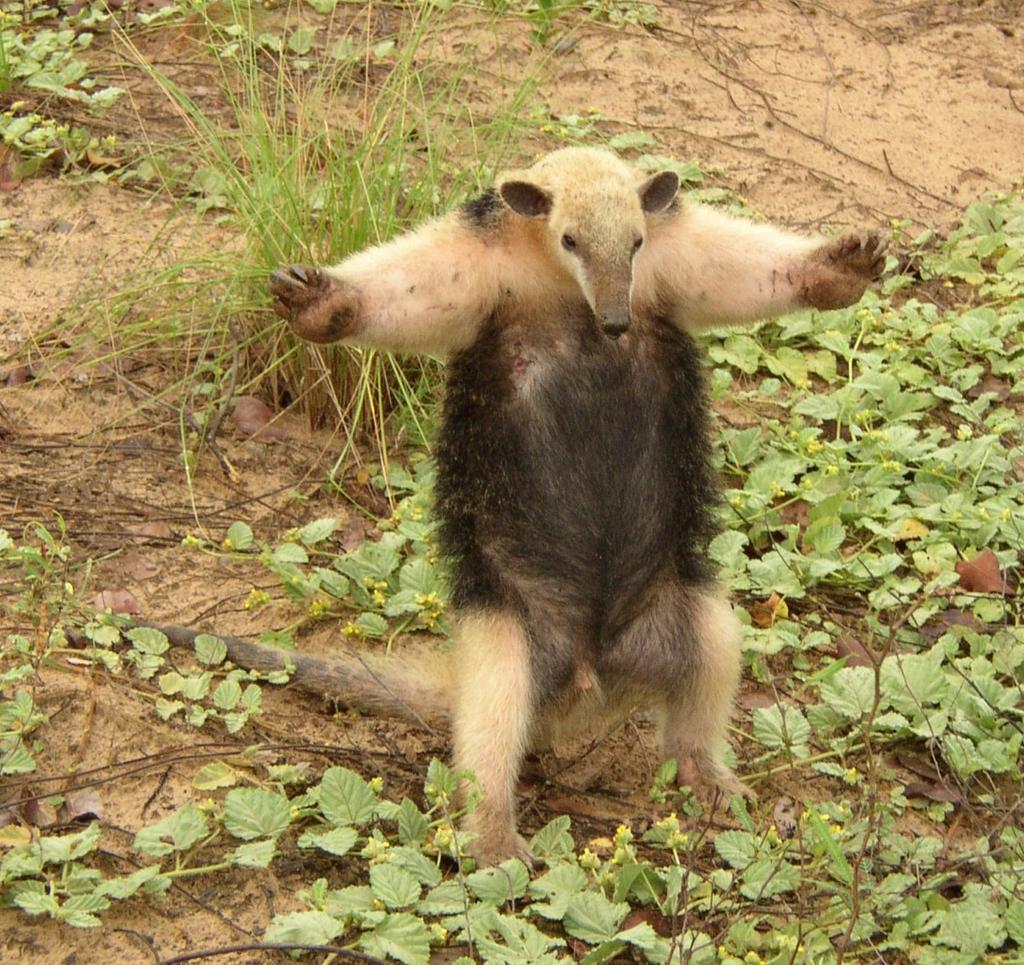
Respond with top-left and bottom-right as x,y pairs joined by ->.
749,592 -> 788,628
3,365 -> 34,387
780,499 -> 811,532
339,517 -> 371,552
773,796 -> 799,839
92,587 -> 141,615
233,396 -> 290,442
622,907 -> 670,936
836,632 -> 875,668
904,780 -> 963,804
21,796 -> 57,828
966,373 -> 1011,402
894,517 -> 929,542
59,789 -> 104,824
0,145 -> 20,191
85,148 -> 122,170
119,552 -> 159,582
737,690 -> 777,711
955,549 -> 1008,594
921,609 -> 984,641
129,521 -> 174,543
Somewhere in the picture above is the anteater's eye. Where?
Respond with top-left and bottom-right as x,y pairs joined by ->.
632,237 -> 644,254
561,233 -> 577,252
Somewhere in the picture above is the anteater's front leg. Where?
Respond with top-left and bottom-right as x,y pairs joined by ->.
269,213 -> 510,355
270,265 -> 361,344
638,204 -> 887,331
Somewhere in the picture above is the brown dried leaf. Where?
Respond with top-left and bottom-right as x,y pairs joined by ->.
781,499 -> 811,532
129,520 -> 174,543
92,587 -> 140,615
955,549 -> 1008,594
904,780 -> 963,804
339,517 -> 372,552
0,145 -> 20,191
966,373 -> 1010,402
921,608 -> 985,641
22,796 -> 57,828
59,789 -> 104,824
773,795 -> 799,839
836,632 -> 875,668
85,148 -> 122,170
3,365 -> 34,387
749,592 -> 788,628
737,690 -> 777,711
622,907 -> 670,936
120,552 -> 159,582
233,396 -> 290,442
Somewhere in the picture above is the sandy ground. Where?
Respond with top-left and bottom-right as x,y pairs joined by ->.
1,0 -> 1022,961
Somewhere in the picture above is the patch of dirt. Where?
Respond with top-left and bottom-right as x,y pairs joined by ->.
1,0 -> 1022,960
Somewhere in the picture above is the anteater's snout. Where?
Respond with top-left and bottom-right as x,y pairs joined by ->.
602,318 -> 629,339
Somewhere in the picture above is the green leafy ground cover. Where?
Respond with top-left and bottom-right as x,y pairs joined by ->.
2,1 -> 1024,962
3,192 -> 1023,963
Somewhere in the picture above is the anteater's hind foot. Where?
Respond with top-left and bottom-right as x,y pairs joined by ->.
269,265 -> 359,344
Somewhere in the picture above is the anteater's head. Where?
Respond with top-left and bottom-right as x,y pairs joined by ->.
497,147 -> 679,339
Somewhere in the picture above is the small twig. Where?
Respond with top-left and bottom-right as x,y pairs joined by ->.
107,367 -> 238,482
156,941 -> 386,964
201,327 -> 242,460
142,765 -> 173,818
1010,87 -> 1023,116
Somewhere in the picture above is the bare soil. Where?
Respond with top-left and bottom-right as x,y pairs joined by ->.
1,1 -> 1022,962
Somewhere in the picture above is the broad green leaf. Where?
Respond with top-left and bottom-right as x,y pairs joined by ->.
370,863 -> 422,909
134,804 -> 208,857
466,859 -> 530,904
562,891 -> 629,943
530,815 -> 574,860
751,704 -> 810,752
230,838 -> 277,868
194,633 -> 227,665
297,517 -> 338,546
818,666 -> 876,719
389,846 -> 443,887
223,788 -> 292,840
360,912 -> 431,965
396,798 -> 429,845
126,627 -> 169,655
38,824 -> 102,864
213,677 -> 242,710
714,830 -> 757,870
192,761 -> 238,790
265,910 -> 343,946
297,826 -> 358,857
225,521 -> 253,550
319,766 -> 377,826
935,892 -> 1006,956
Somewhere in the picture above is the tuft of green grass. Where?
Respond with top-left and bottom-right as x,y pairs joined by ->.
67,0 -> 542,477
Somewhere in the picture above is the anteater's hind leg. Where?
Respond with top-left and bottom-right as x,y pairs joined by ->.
607,583 -> 750,801
451,608 -> 536,866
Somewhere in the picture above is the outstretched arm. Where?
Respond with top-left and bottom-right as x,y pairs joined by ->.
636,204 -> 886,332
270,212 -> 509,355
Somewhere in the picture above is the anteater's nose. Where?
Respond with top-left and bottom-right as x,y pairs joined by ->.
602,320 -> 629,339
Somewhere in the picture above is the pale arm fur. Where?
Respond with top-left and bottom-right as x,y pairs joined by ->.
636,204 -> 821,332
323,215 -> 511,355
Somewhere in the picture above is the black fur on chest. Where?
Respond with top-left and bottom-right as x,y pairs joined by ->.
435,306 -> 719,653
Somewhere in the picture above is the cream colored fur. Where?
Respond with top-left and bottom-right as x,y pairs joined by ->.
322,147 -> 827,354
272,145 -> 883,864
451,610 -> 536,864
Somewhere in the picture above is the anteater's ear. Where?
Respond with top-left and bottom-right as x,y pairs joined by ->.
638,170 -> 680,214
499,180 -> 553,219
